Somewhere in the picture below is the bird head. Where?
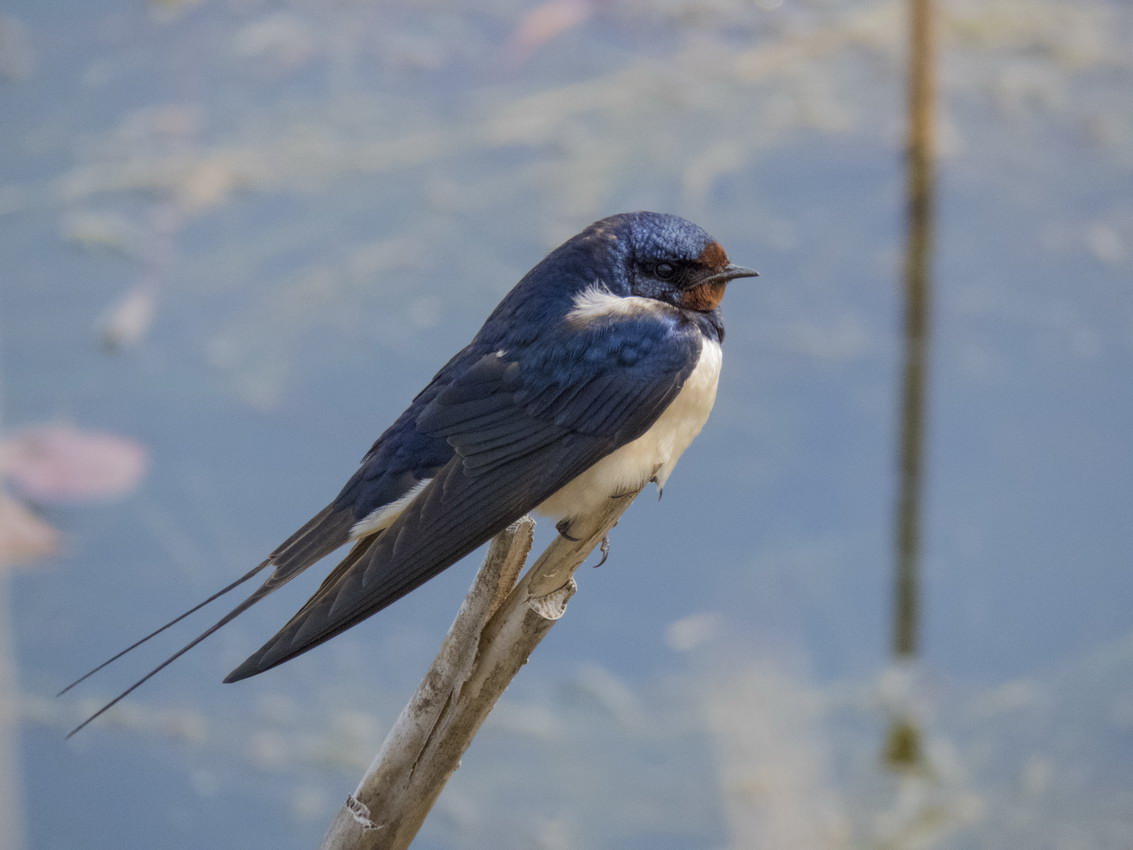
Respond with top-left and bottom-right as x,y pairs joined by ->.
584,212 -> 758,313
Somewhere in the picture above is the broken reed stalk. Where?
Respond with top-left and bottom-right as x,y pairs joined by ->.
318,488 -> 642,850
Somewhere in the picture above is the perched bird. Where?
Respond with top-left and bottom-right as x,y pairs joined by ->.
63,211 -> 757,735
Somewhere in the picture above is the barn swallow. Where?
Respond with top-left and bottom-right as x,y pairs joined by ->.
63,211 -> 757,735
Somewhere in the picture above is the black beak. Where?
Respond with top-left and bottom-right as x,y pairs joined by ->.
703,263 -> 759,285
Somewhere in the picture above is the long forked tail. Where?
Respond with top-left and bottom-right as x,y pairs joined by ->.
57,560 -> 271,699
65,575 -> 275,738
62,503 -> 355,737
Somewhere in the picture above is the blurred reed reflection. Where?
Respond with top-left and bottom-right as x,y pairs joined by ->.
885,0 -> 935,773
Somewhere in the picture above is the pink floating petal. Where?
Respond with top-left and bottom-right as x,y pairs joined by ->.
0,491 -> 60,568
0,423 -> 148,503
505,0 -> 593,67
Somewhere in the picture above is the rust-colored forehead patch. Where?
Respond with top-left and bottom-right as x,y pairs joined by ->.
698,241 -> 728,269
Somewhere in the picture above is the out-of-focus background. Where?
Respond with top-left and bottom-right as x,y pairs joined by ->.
2,0 -> 1131,848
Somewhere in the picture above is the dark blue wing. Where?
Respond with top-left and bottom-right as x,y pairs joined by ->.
225,307 -> 703,680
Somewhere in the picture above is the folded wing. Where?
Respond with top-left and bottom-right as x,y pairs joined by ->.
225,308 -> 701,680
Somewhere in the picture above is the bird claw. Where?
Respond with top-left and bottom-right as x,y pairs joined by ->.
556,519 -> 580,542
592,535 -> 611,568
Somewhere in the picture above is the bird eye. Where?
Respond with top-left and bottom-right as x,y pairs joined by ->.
654,262 -> 676,280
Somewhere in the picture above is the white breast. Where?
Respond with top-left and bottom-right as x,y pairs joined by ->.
536,338 -> 722,521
